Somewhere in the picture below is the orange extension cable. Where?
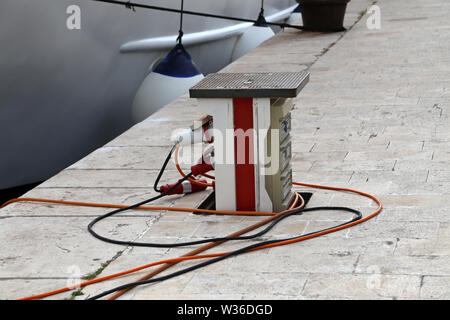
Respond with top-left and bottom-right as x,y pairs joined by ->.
12,193 -> 303,300
174,146 -> 213,188
1,146 -> 382,300
1,198 -> 277,217
107,153 -> 382,300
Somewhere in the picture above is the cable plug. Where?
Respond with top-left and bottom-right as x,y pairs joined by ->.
160,179 -> 208,195
190,163 -> 214,177
171,115 -> 213,145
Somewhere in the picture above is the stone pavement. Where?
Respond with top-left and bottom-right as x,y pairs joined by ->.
1,0 -> 449,299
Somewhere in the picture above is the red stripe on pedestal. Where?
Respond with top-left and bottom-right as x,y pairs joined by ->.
233,97 -> 255,211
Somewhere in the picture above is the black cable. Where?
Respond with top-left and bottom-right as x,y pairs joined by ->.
87,170 -> 193,242
94,142 -> 307,249
153,143 -> 179,193
85,134 -> 362,299
89,139 -> 344,249
88,205 -> 361,300
124,0 -> 135,12
177,0 -> 184,45
84,147 -> 363,299
89,188 -> 360,247
93,148 -> 327,248
94,0 -> 304,30
254,0 -> 268,27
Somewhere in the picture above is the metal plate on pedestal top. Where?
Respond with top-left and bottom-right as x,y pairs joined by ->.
189,72 -> 310,98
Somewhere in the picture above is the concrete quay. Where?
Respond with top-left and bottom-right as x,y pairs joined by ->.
1,0 -> 449,300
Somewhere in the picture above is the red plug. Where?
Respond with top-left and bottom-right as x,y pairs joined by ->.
190,163 -> 214,176
160,179 -> 208,195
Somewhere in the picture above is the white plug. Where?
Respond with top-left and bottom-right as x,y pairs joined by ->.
171,115 -> 213,145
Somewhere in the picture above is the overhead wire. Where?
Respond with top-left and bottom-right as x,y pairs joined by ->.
94,0 -> 305,30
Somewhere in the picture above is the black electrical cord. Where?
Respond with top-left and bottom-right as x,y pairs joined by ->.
85,146 -> 363,300
94,0 -> 304,30
177,0 -> 184,45
92,146 -> 356,249
254,0 -> 268,27
88,205 -> 361,300
88,191 -> 361,248
87,169 -> 193,242
153,143 -> 179,193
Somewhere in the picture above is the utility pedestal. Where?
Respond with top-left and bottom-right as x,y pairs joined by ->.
190,72 -> 309,213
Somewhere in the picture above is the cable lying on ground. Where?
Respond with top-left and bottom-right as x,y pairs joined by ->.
1,143 -> 382,300
16,192 -> 304,300
10,181 -> 381,301
88,205 -> 361,300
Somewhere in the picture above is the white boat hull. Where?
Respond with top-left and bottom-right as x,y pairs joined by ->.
0,0 -> 297,190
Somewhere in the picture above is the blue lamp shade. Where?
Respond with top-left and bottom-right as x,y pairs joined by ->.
153,43 -> 202,78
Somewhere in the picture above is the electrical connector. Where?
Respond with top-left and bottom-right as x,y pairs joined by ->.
159,179 -> 208,195
191,163 -> 214,177
171,115 -> 213,145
